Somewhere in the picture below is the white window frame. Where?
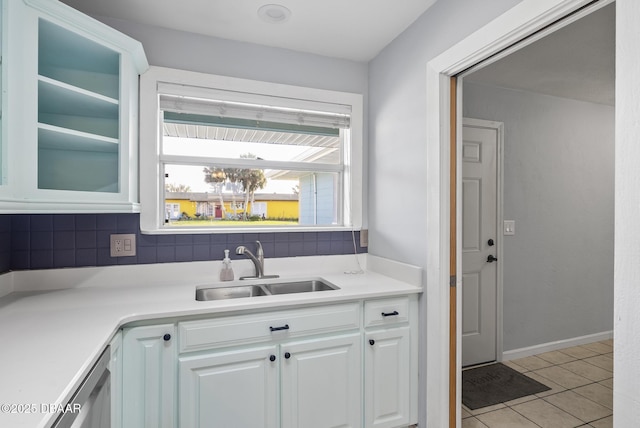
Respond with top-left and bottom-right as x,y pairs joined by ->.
139,66 -> 363,234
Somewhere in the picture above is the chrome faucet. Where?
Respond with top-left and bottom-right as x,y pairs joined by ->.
236,241 -> 279,280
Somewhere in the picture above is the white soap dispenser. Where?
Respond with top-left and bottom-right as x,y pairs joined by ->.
219,249 -> 234,281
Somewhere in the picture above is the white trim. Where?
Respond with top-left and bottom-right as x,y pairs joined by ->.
23,0 -> 148,72
461,117 -> 505,364
0,200 -> 140,214
0,272 -> 14,299
139,66 -> 363,234
502,331 -> 614,361
425,1 -> 603,427
159,156 -> 343,173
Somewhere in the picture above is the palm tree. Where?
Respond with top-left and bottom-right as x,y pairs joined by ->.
239,167 -> 267,219
204,154 -> 267,220
203,166 -> 227,218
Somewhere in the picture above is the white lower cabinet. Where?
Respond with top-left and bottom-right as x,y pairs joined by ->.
178,332 -> 361,428
119,295 -> 418,428
121,323 -> 176,428
109,331 -> 123,428
281,333 -> 361,428
364,326 -> 411,428
179,345 -> 278,428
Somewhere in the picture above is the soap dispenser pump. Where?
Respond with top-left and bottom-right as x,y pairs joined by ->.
220,249 -> 234,281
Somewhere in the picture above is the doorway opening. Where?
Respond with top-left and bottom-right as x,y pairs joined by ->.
423,0 -> 615,426
458,2 -> 614,425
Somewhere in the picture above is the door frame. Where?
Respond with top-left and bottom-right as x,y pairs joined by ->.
423,0 -> 613,426
461,117 -> 504,366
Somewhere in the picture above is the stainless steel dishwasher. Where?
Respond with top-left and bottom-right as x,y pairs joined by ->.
52,346 -> 111,428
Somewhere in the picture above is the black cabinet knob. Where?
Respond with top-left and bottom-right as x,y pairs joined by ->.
269,355 -> 276,362
284,352 -> 291,359
488,239 -> 495,246
487,255 -> 498,263
369,339 -> 375,346
163,334 -> 171,341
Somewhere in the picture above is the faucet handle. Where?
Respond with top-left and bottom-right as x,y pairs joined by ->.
255,240 -> 264,257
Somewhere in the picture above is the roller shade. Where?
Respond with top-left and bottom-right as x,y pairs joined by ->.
158,83 -> 351,135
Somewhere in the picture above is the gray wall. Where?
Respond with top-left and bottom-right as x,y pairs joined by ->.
367,0 -> 523,267
100,16 -> 369,95
463,82 -> 614,351
367,1 -> 523,424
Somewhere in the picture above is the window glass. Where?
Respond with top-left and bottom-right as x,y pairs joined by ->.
163,164 -> 340,227
159,91 -> 347,228
139,67 -> 363,233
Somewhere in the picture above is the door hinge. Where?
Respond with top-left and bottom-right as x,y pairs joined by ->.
450,275 -> 456,287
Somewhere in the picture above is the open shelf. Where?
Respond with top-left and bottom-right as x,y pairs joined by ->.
39,18 -> 120,99
37,17 -> 122,194
38,76 -> 119,138
38,146 -> 118,192
38,123 -> 118,153
38,125 -> 119,192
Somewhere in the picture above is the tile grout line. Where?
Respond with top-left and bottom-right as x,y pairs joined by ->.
463,340 -> 613,427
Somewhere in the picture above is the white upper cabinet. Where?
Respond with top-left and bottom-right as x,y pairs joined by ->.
0,0 -> 148,212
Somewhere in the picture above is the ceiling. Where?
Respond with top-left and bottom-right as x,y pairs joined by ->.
60,0 -> 438,62
465,3 -> 615,106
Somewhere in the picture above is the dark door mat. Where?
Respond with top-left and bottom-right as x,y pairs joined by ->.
462,363 -> 550,409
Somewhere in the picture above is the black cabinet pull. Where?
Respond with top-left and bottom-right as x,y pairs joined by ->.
369,339 -> 375,346
269,324 -> 290,332
381,311 -> 399,317
269,355 -> 276,362
163,334 -> 171,341
284,352 -> 291,359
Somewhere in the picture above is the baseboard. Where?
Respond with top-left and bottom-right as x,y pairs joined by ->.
502,330 -> 614,361
0,272 -> 14,298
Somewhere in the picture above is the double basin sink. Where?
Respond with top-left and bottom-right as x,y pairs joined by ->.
196,278 -> 339,301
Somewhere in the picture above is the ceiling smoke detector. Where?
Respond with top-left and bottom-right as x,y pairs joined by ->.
257,4 -> 291,24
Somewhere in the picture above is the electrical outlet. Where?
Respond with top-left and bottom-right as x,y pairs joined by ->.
110,234 -> 136,257
360,229 -> 368,248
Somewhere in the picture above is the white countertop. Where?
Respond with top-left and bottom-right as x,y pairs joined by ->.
0,254 -> 422,428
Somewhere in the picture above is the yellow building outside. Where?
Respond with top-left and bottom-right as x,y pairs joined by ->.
165,192 -> 299,220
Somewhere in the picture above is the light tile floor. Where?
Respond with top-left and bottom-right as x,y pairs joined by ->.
462,339 -> 613,428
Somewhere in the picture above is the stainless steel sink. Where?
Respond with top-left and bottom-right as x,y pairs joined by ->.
264,279 -> 337,295
195,279 -> 339,301
196,285 -> 268,301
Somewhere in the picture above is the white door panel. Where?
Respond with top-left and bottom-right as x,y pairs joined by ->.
462,122 -> 499,367
281,333 -> 361,428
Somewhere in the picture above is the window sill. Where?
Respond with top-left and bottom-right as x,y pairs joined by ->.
140,225 -> 362,235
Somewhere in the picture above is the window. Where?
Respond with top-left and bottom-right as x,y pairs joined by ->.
165,203 -> 181,220
140,67 -> 363,233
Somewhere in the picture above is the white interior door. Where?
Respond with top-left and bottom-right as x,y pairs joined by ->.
462,120 -> 500,367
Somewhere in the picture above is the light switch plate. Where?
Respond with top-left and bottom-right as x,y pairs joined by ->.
503,220 -> 515,236
110,234 -> 136,257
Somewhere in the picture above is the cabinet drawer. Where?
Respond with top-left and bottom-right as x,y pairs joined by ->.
364,297 -> 410,327
179,303 -> 360,353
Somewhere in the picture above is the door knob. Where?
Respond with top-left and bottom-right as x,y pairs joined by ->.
487,255 -> 498,263
488,239 -> 495,246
